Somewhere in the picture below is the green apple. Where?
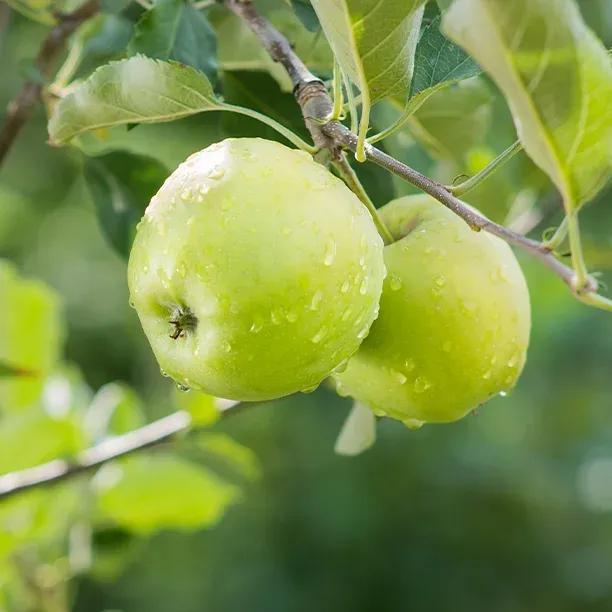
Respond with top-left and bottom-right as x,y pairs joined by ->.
128,138 -> 385,401
333,194 -> 531,426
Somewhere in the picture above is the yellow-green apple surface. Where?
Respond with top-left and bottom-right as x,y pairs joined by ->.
333,194 -> 531,426
128,138 -> 385,401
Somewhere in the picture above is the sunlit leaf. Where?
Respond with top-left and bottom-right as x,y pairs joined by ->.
443,0 -> 612,210
174,389 -> 220,426
86,382 -> 145,442
94,455 -> 239,533
129,0 -> 218,81
48,56 -> 223,145
0,262 -> 64,412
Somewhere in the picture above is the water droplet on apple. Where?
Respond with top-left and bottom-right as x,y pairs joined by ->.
389,275 -> 402,291
222,341 -> 232,353
359,277 -> 368,295
434,274 -> 446,287
310,290 -> 323,311
414,376 -> 431,393
301,382 -> 319,393
390,369 -> 407,385
335,380 -> 350,397
176,382 -> 190,392
402,418 -> 424,430
311,326 -> 328,343
209,166 -> 226,180
340,279 -> 350,293
286,310 -> 298,323
482,369 -> 491,380
249,318 -> 263,333
341,307 -> 352,321
270,309 -> 283,325
499,390 -> 507,397
323,240 -> 336,266
160,368 -> 169,377
404,358 -> 416,372
333,358 -> 349,374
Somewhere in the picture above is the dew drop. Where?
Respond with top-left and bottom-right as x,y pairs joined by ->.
160,368 -> 169,378
286,310 -> 298,323
270,309 -> 283,325
180,189 -> 191,202
499,390 -> 508,397
209,166 -> 226,180
176,382 -> 190,392
390,369 -> 407,385
128,298 -> 135,309
403,418 -> 424,430
482,369 -> 491,380
310,290 -> 323,311
404,358 -> 416,372
341,307 -> 352,321
311,326 -> 328,344
414,376 -> 431,393
335,380 -> 350,397
301,382 -> 319,394
359,277 -> 369,295
389,275 -> 402,291
323,240 -> 337,266
507,354 -> 518,368
222,341 -> 232,353
340,279 -> 351,294
249,318 -> 263,334
333,358 -> 349,374
434,274 -> 446,288
357,324 -> 370,339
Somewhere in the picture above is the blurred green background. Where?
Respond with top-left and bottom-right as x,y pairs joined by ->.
1,0 -> 612,610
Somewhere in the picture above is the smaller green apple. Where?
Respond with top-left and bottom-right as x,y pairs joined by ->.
128,138 -> 386,401
333,194 -> 531,426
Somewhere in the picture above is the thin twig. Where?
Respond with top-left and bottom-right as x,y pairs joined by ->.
0,400 -> 247,501
0,0 -> 99,167
222,0 -> 602,298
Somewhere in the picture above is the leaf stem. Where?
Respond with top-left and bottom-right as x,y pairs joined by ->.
448,140 -> 523,197
331,60 -> 344,121
221,103 -> 317,154
542,216 -> 569,251
566,209 -> 591,290
332,152 -> 394,245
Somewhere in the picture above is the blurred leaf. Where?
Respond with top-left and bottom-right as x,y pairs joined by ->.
221,70 -> 309,141
89,527 -> 142,581
334,401 -> 376,456
4,0 -> 56,24
410,15 -> 481,98
443,0 -> 612,211
0,409 -> 83,473
409,77 -> 493,164
83,151 -> 167,257
48,56 -> 223,145
40,365 -> 93,418
195,433 -> 260,482
86,382 -> 145,442
311,0 -> 425,105
73,14 -> 134,79
0,361 -> 35,377
129,0 -> 218,82
75,114 -> 224,170
288,0 -> 319,32
101,0 -> 131,13
174,389 -> 220,426
94,455 -> 239,533
0,262 -> 64,413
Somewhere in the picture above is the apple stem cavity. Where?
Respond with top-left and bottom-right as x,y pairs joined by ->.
168,306 -> 197,340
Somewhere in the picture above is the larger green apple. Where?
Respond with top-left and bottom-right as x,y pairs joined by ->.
333,194 -> 531,425
128,138 -> 385,401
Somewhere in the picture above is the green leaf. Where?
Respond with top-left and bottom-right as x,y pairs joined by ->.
48,55 -> 223,145
4,0 -> 56,24
410,15 -> 481,98
0,409 -> 83,474
94,455 -> 239,534
288,0 -> 319,32
83,151 -> 167,258
174,389 -> 220,426
310,0 -> 425,157
86,382 -> 145,441
443,0 -> 612,211
74,14 -> 135,79
334,401 -> 376,457
409,77 -> 493,164
221,70 -> 309,142
129,0 -> 218,82
195,433 -> 261,482
0,262 -> 64,412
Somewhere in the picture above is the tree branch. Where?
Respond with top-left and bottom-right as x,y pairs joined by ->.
224,0 -> 601,299
0,400 -> 247,501
0,0 -> 99,167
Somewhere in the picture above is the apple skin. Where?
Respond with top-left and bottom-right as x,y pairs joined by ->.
333,194 -> 531,426
128,138 -> 385,401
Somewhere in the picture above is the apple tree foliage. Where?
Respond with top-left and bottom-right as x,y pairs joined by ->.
0,0 -> 611,609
